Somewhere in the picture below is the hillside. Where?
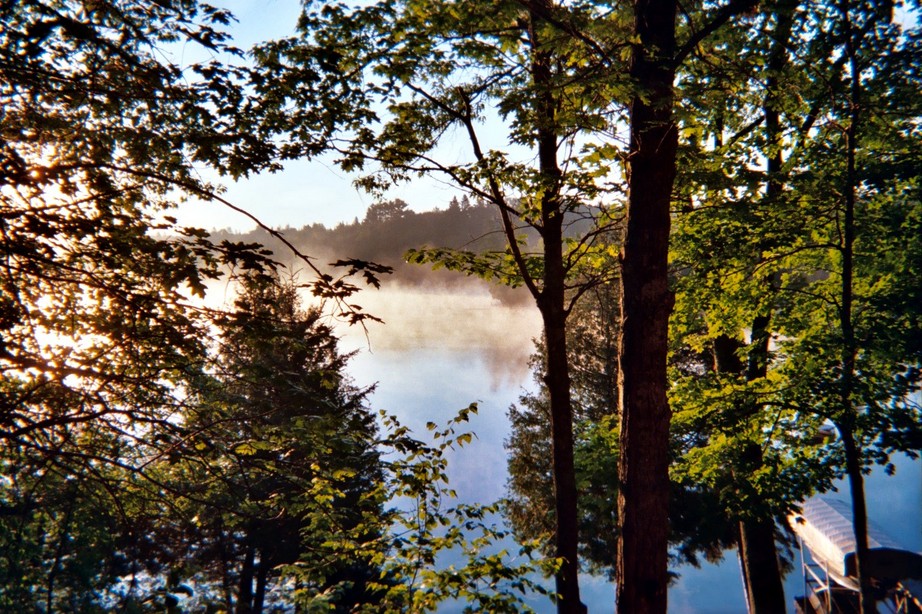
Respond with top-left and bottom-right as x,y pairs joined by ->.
214,198 -> 535,302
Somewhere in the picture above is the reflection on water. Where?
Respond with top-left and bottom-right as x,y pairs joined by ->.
333,284 -> 920,613
337,283 -> 542,505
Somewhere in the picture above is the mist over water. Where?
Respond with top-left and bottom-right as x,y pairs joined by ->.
338,282 -> 543,390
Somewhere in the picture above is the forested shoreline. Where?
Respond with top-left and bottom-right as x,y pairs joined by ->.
215,198 -> 577,313
214,197 -> 529,291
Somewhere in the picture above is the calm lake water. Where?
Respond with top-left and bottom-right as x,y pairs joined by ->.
336,284 -> 922,613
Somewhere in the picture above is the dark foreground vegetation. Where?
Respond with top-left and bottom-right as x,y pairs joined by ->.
1,1 -> 920,613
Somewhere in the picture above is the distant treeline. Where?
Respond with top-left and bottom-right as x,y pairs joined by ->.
214,197 -> 535,299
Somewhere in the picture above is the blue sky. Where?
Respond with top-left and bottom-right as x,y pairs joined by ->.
175,0 -> 920,234
173,0 -> 466,232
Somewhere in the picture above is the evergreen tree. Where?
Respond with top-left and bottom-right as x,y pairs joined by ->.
167,272 -> 385,613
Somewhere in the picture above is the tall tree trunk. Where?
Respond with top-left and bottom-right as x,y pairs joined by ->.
253,558 -> 269,614
838,5 -> 873,610
616,2 -> 677,613
237,541 -> 256,614
465,7 -> 584,608
527,4 -> 585,611
732,3 -> 799,606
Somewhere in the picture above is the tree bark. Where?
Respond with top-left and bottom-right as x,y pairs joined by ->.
237,540 -> 256,614
254,557 -> 269,614
616,2 -> 677,613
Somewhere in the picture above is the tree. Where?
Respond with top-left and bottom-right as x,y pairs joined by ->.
365,198 -> 411,224
613,1 -> 815,610
0,0 -> 277,478
163,271 -> 386,613
613,2 -> 679,610
670,2 -> 922,612
0,452 -> 132,612
774,4 -> 922,609
248,3 -> 777,611
0,259 -> 554,613
0,2 -> 277,606
669,1 -> 803,609
250,3 -> 633,610
0,3 -> 546,609
0,3 -> 387,608
0,0 -> 380,477
506,280 -> 754,587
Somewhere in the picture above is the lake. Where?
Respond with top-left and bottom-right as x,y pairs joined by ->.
335,283 -> 921,613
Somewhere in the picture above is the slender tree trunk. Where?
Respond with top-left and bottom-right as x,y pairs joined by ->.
543,303 -> 584,614
840,261 -> 875,594
527,4 -> 584,611
538,205 -> 584,614
737,315 -> 786,614
616,2 -> 677,613
838,5 -> 873,610
465,8 -> 583,608
715,325 -> 787,614
840,423 -> 874,613
731,4 -> 799,606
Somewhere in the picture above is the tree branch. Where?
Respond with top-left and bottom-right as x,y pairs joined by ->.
673,0 -> 759,68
